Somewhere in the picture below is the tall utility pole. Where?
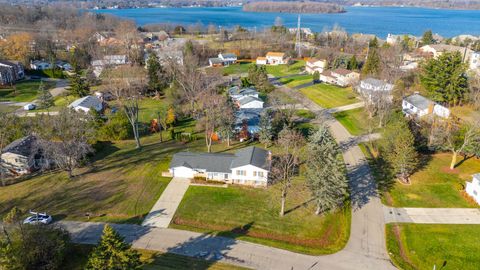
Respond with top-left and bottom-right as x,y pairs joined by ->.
295,15 -> 302,58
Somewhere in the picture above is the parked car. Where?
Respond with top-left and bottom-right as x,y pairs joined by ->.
23,212 -> 52,225
23,103 -> 36,110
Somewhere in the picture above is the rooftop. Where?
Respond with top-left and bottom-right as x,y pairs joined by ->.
404,94 -> 433,110
266,52 -> 285,58
68,95 -> 102,110
2,135 -> 37,157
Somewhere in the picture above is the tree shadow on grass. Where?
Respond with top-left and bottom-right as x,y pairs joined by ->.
284,198 -> 315,215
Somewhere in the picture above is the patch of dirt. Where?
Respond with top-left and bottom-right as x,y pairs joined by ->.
392,225 -> 416,269
441,167 -> 460,174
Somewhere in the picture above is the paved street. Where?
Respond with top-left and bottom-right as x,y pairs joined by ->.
384,207 -> 480,224
142,177 -> 191,228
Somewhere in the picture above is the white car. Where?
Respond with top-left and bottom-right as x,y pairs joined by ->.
23,103 -> 36,111
23,212 -> 53,225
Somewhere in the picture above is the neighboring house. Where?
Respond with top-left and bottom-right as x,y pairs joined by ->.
228,86 -> 259,101
386,33 -> 418,45
218,53 -> 237,65
357,78 -> 394,95
104,55 -> 128,65
331,68 -> 360,87
208,57 -> 224,67
0,135 -> 41,176
169,146 -> 271,187
402,93 -> 450,119
153,50 -> 184,65
30,60 -> 52,70
466,174 -> 480,205
420,44 -> 473,62
305,58 -> 327,74
256,57 -> 267,65
68,95 -> 103,113
470,51 -> 480,70
265,52 -> 286,65
56,61 -> 72,71
234,108 -> 263,136
288,28 -> 314,37
0,60 -> 24,81
237,96 -> 264,109
320,70 -> 336,85
0,66 -> 14,85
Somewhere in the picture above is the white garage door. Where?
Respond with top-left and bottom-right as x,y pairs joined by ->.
172,166 -> 195,178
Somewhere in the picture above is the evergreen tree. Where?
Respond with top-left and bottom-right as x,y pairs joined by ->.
421,30 -> 434,45
85,225 -> 141,270
248,65 -> 273,93
306,126 -> 348,215
369,37 -> 378,48
347,55 -> 358,70
147,54 -> 167,96
380,115 -> 418,184
362,49 -> 381,76
420,51 -> 469,106
312,71 -> 320,83
258,111 -> 273,148
38,81 -> 54,109
67,74 -> 90,97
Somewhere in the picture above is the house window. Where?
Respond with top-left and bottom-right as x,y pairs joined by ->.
253,171 -> 257,177
258,171 -> 264,177
236,170 -> 246,176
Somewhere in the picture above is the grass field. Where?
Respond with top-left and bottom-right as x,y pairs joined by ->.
332,108 -> 371,136
0,105 -> 18,113
266,60 -> 305,77
64,244 -> 248,270
386,224 -> 480,270
0,80 -> 55,102
278,74 -> 312,88
300,84 -> 358,109
361,144 -> 480,208
172,175 -> 351,255
221,62 -> 254,75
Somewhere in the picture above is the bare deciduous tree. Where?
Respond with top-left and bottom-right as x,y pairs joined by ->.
271,127 -> 305,217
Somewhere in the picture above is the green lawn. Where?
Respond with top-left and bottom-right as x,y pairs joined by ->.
64,244 -> 248,270
0,80 -> 55,102
0,105 -> 18,113
221,61 -> 254,75
266,60 -> 305,77
300,84 -> 358,109
278,74 -> 312,88
387,224 -> 480,270
333,108 -> 371,136
172,176 -> 351,255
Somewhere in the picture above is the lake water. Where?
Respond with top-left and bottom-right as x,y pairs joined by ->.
92,6 -> 480,38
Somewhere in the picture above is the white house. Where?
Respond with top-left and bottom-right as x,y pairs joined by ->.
169,146 -> 271,187
68,95 -> 103,113
265,52 -> 286,65
237,96 -> 264,109
30,60 -> 52,70
357,78 -> 394,94
256,57 -> 267,65
104,55 -> 128,65
331,68 -> 360,87
466,174 -> 480,205
228,86 -> 259,101
470,52 -> 480,70
305,58 -> 327,74
420,44 -> 473,61
218,53 -> 237,66
402,93 -> 450,119
208,57 -> 224,67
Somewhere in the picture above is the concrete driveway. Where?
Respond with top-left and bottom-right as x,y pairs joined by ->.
142,177 -> 190,228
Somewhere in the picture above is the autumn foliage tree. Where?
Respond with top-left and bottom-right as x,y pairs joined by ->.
0,32 -> 33,65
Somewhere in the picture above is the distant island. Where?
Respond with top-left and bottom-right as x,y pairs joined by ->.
242,1 -> 346,14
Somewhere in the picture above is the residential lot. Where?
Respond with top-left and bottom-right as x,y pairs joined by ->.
222,61 -> 253,75
278,74 -> 312,88
332,108 -> 372,136
0,80 -> 55,102
172,179 -> 351,255
300,84 -> 358,109
386,224 -> 480,270
265,60 -> 305,77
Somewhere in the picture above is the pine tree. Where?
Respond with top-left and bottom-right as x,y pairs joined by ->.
347,55 -> 358,70
306,126 -> 348,215
38,81 -> 54,109
67,74 -> 90,97
147,54 -> 167,96
258,111 -> 273,148
421,30 -> 434,45
420,51 -> 468,106
380,115 -> 418,184
85,225 -> 141,270
312,71 -> 320,83
369,37 -> 378,48
362,49 -> 381,76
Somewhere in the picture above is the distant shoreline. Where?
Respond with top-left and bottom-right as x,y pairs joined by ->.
242,2 -> 346,14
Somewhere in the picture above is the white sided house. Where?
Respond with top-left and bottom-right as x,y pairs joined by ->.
256,57 -> 267,65
68,95 -> 103,113
306,58 -> 327,74
265,52 -> 286,65
237,96 -> 264,109
218,53 -> 237,65
169,146 -> 271,187
466,174 -> 480,205
402,93 -> 450,119
330,68 -> 360,87
228,86 -> 259,101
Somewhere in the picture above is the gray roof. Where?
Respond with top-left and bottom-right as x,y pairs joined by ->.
404,94 -> 433,110
238,96 -> 263,106
68,96 -> 102,110
228,86 -> 258,96
209,57 -> 224,64
231,147 -> 270,170
170,152 -> 236,173
362,78 -> 387,87
170,146 -> 270,172
2,135 -> 37,156
220,53 -> 237,59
